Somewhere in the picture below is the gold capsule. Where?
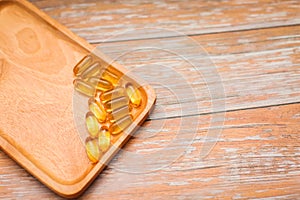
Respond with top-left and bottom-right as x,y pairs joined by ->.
100,87 -> 125,103
101,70 -> 120,86
98,128 -> 111,152
73,55 -> 92,76
110,105 -> 130,123
85,112 -> 100,137
87,77 -> 113,92
126,83 -> 142,107
85,138 -> 101,163
105,96 -> 129,113
73,79 -> 96,97
81,62 -> 101,79
88,99 -> 107,123
111,115 -> 133,135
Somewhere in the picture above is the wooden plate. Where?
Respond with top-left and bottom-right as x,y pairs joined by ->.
0,0 -> 156,198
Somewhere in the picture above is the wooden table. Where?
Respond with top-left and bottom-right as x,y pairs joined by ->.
1,0 -> 299,199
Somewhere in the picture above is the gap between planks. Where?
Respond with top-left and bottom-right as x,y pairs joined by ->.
147,101 -> 300,122
91,23 -> 300,45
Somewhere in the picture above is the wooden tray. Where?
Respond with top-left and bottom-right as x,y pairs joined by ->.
0,0 -> 156,198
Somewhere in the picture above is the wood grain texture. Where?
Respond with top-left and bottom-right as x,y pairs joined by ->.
1,103 -> 299,199
97,25 -> 300,119
29,0 -> 300,43
1,0 -> 300,199
0,0 -> 155,197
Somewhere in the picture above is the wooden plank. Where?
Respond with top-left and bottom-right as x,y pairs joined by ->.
1,103 -> 299,199
29,0 -> 300,42
96,25 -> 300,119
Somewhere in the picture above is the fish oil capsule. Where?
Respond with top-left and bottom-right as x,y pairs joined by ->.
73,79 -> 96,97
85,138 -> 101,163
88,99 -> 107,123
101,70 -> 120,86
105,96 -> 129,113
73,55 -> 92,76
85,112 -> 100,137
126,83 -> 142,107
100,87 -> 125,103
87,77 -> 113,92
81,62 -> 101,80
98,128 -> 111,152
110,105 -> 130,123
111,115 -> 133,135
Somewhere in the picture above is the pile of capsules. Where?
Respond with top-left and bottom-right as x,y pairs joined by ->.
73,55 -> 142,163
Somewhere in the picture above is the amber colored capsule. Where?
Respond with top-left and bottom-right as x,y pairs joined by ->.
73,55 -> 92,76
85,138 -> 101,163
98,128 -> 111,152
88,99 -> 107,123
87,77 -> 113,92
105,96 -> 129,113
100,87 -> 125,103
81,62 -> 101,80
110,105 -> 130,123
126,83 -> 142,107
101,70 -> 120,86
73,79 -> 95,97
111,115 -> 133,135
85,112 -> 100,138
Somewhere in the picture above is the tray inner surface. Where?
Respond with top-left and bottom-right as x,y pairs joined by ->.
0,1 -> 93,185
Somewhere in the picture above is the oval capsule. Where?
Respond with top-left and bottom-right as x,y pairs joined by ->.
85,138 -> 101,163
87,77 -> 113,92
110,115 -> 133,135
100,87 -> 125,103
126,83 -> 142,107
101,70 -> 120,86
73,55 -> 92,76
110,105 -> 130,123
105,96 -> 129,113
73,79 -> 96,97
81,62 -> 101,80
88,99 -> 107,123
98,128 -> 111,152
85,112 -> 100,137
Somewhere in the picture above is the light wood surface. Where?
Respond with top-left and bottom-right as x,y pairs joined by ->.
1,0 -> 300,199
30,0 -> 300,42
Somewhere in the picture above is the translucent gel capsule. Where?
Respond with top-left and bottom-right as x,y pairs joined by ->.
111,115 -> 133,135
85,112 -> 100,137
110,105 -> 130,123
101,70 -> 120,86
73,55 -> 92,76
73,79 -> 95,97
100,87 -> 125,103
126,83 -> 142,107
81,62 -> 101,79
85,138 -> 101,163
88,99 -> 107,123
105,96 -> 129,113
98,128 -> 111,152
87,77 -> 113,92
